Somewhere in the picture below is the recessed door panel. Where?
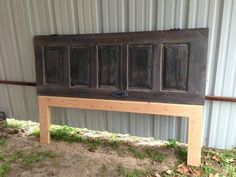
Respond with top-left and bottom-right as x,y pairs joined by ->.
44,47 -> 64,85
162,44 -> 189,91
128,45 -> 153,89
70,47 -> 90,86
98,46 -> 120,88
35,29 -> 208,105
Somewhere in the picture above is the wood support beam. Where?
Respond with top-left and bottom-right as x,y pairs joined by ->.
38,96 -> 203,167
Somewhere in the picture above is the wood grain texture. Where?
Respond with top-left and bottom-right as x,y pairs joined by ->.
128,44 -> 153,89
38,96 -> 203,166
44,47 -> 64,85
39,97 -> 51,144
34,28 -> 208,105
39,96 -> 203,117
98,46 -> 120,88
188,110 -> 203,166
70,47 -> 90,86
162,44 -> 189,91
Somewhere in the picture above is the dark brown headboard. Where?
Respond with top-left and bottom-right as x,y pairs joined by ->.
34,28 -> 208,105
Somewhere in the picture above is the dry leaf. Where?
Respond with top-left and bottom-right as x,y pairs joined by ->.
209,173 -> 219,177
176,164 -> 189,175
154,172 -> 161,177
165,170 -> 172,175
189,168 -> 201,176
146,173 -> 161,177
211,155 -> 220,162
225,158 -> 235,163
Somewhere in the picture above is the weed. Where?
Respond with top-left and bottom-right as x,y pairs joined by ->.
0,162 -> 10,177
202,165 -> 216,175
144,148 -> 166,162
105,139 -> 121,150
30,128 -> 40,137
50,125 -> 84,143
176,146 -> 187,162
165,139 -> 187,162
0,153 -> 4,161
109,133 -> 119,140
127,146 -> 166,162
99,164 -> 107,174
204,148 -> 236,177
4,119 -> 22,129
166,139 -> 178,148
0,138 -> 6,147
126,169 -> 148,177
127,147 -> 145,159
117,164 -> 127,176
9,151 -> 24,162
86,139 -> 101,152
0,151 -> 23,177
116,164 -> 151,177
22,150 -> 56,165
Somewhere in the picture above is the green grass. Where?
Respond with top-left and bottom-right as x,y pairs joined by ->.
31,125 -> 123,151
30,128 -> 40,137
0,151 -> 23,177
0,138 -> 6,147
106,134 -> 122,150
165,139 -> 187,162
0,150 -> 56,177
144,148 -> 166,162
165,139 -> 178,148
176,146 -> 187,162
86,139 -> 101,152
4,119 -> 22,129
33,124 -> 167,163
202,148 -> 236,177
127,147 -> 146,159
117,164 -> 152,177
127,146 -> 166,162
22,150 -> 56,165
50,125 -> 84,143
4,119 -> 236,177
163,143 -> 236,177
0,153 -> 4,161
98,163 -> 108,176
0,162 -> 10,177
201,165 -> 216,175
9,151 -> 24,162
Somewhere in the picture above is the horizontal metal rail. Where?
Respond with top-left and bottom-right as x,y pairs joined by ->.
205,96 -> 236,103
0,80 -> 36,86
0,80 -> 236,103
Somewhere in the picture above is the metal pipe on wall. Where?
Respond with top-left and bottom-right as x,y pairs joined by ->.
1,80 -> 236,103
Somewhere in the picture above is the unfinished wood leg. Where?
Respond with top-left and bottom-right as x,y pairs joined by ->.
187,111 -> 203,166
39,97 -> 51,144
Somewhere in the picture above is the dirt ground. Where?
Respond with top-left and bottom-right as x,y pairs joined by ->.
1,120 -> 235,177
0,127 -> 176,177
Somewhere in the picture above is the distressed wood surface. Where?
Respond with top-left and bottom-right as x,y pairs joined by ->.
34,28 -> 208,105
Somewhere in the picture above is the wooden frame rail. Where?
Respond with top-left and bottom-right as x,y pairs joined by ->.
38,96 -> 203,167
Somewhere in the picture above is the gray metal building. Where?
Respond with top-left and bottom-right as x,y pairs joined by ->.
0,0 -> 235,149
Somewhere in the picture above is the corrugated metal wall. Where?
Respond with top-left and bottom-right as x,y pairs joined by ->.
0,0 -> 235,149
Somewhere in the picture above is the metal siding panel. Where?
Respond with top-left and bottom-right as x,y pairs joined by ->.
130,114 -> 153,137
66,108 -> 87,128
0,0 -> 236,149
209,0 -> 236,149
86,110 -> 107,131
0,85 -> 12,117
226,104 -> 236,149
51,107 -> 67,125
107,112 -> 130,134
